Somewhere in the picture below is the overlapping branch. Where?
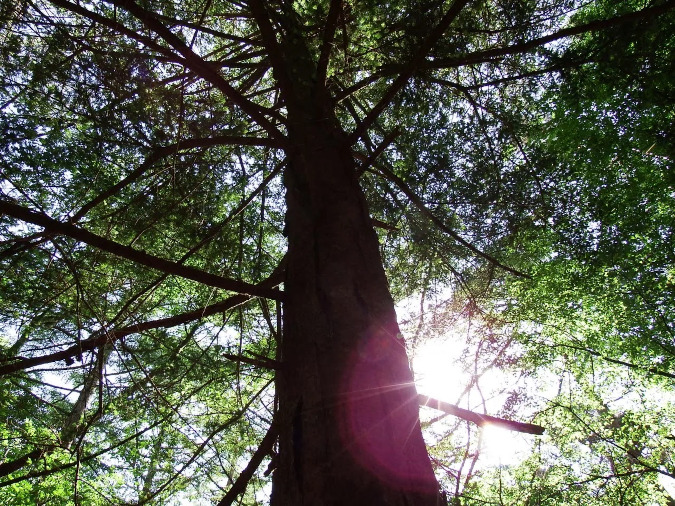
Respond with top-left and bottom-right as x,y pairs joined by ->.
0,199 -> 284,301
363,162 -> 530,278
420,0 -> 675,71
349,0 -> 471,142
99,0 -> 286,142
316,0 -> 343,88
48,0 -> 185,63
337,0 -> 675,102
0,261 -> 285,376
72,135 -> 282,222
216,420 -> 278,506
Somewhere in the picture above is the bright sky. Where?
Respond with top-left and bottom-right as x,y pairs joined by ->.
410,310 -> 675,502
412,334 -> 535,468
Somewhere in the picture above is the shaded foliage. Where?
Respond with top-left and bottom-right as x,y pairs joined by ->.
1,0 -> 674,504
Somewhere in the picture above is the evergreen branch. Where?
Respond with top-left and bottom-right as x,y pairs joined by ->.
221,352 -> 280,370
215,421 -> 278,506
419,394 -> 545,435
0,263 -> 285,376
48,0 -> 184,63
371,218 -> 399,232
0,199 -> 284,301
334,69 -> 386,103
367,164 -> 530,278
551,342 -> 675,381
442,62 -> 576,90
356,128 -> 401,177
419,0 -> 675,71
72,135 -> 282,222
316,0 -> 343,88
0,379 -> 267,490
0,416 -> 169,489
349,0 -> 471,142
152,12 -> 260,45
246,0 -> 296,102
137,380 -> 274,505
109,0 -> 286,142
338,0 -> 675,102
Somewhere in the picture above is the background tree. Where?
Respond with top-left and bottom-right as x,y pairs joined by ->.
0,0 -> 673,504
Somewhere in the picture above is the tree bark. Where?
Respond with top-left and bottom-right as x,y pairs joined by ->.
271,105 -> 440,504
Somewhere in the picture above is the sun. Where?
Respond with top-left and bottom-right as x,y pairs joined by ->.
412,336 -> 466,403
412,336 -> 533,467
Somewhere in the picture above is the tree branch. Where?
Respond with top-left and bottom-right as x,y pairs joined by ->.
216,421 -> 278,506
419,394 -> 545,435
0,199 -> 284,300
2,137 -> 282,256
367,163 -> 530,278
552,342 -> 675,381
316,0 -> 343,88
222,353 -> 280,370
246,0 -> 296,102
0,448 -> 48,478
418,0 -> 675,71
152,12 -> 260,45
109,0 -> 285,142
356,128 -> 401,177
0,260 -> 285,376
48,0 -> 184,64
337,0 -> 675,102
0,415 -> 169,488
72,135 -> 281,222
349,0 -> 471,143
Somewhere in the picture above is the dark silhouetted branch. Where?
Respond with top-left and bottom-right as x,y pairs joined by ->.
48,0 -> 184,63
0,199 -> 284,301
419,394 -> 545,435
216,421 -> 278,506
72,135 -> 282,222
368,164 -> 530,278
0,262 -> 285,376
316,0 -> 343,87
337,0 -> 675,101
349,0 -> 471,142
110,0 -> 285,142
421,0 -> 675,71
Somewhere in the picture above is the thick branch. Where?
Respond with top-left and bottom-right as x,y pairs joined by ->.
0,200 -> 284,300
419,394 -> 545,435
338,0 -> 675,102
0,448 -> 47,478
419,0 -> 675,71
316,0 -> 343,87
356,128 -> 401,177
48,0 -> 184,63
222,353 -> 280,370
247,0 -> 296,101
216,421 -> 278,506
0,262 -> 285,376
110,0 -> 285,142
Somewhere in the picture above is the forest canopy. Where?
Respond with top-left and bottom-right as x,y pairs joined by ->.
0,0 -> 674,504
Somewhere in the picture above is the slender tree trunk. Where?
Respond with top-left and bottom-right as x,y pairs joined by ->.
271,104 -> 440,504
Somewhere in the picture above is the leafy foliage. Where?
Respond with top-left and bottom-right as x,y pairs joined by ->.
1,0 -> 674,504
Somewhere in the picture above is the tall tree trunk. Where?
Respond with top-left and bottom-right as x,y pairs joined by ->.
271,106 -> 440,504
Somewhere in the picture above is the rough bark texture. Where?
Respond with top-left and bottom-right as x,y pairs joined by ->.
271,102 -> 440,504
